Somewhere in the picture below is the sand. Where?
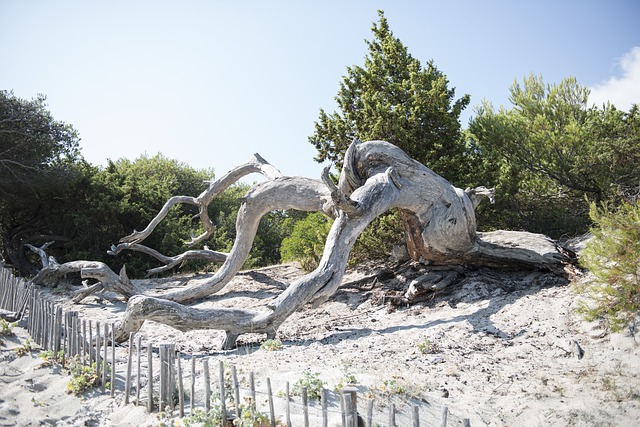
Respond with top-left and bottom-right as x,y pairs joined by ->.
1,261 -> 639,426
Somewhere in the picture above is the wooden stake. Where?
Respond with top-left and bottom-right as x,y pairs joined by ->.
203,359 -> 211,413
231,365 -> 240,420
388,402 -> 396,427
136,335 -> 142,406
366,398 -> 374,427
218,361 -> 227,425
102,323 -> 108,392
177,353 -> 184,417
302,387 -> 309,427
266,378 -> 275,427
124,333 -> 134,405
111,324 -> 116,397
321,388 -> 328,427
285,382 -> 291,427
190,356 -> 196,414
147,342 -> 153,413
441,404 -> 448,427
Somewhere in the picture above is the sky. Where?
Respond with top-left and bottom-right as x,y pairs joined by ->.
1,0 -> 639,182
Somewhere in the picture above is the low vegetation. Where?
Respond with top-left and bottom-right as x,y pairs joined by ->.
576,200 -> 640,332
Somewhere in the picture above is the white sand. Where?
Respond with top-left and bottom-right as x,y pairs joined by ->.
1,263 -> 639,426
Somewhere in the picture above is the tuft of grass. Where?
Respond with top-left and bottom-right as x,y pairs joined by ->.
334,359 -> 358,392
260,339 -> 283,352
417,338 -> 441,354
15,338 -> 33,356
0,319 -> 15,337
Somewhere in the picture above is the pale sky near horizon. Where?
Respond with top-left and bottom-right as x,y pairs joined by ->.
1,1 -> 639,182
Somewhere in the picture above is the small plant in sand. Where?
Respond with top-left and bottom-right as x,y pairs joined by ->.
368,377 -> 423,402
38,350 -> 64,368
31,397 -> 48,407
417,337 -> 441,354
66,357 -> 102,395
260,338 -> 283,351
233,398 -> 274,427
292,370 -> 326,401
15,338 -> 33,356
0,318 -> 15,337
334,359 -> 358,392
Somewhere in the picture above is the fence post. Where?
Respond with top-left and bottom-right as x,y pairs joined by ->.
302,387 -> 309,427
124,333 -> 134,405
177,352 -> 184,417
218,361 -> 228,425
321,388 -> 328,427
136,335 -> 142,406
231,365 -> 241,420
147,342 -> 154,413
342,387 -> 358,427
388,402 -> 396,427
102,323 -> 108,392
441,404 -> 448,427
412,405 -> 420,427
203,358 -> 211,413
111,325 -> 116,397
366,398 -> 373,427
159,343 -> 176,412
266,377 -> 275,427
285,382 -> 291,427
190,355 -> 196,414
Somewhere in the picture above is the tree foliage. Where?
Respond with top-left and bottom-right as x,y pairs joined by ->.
0,90 -> 81,199
576,200 -> 640,332
305,10 -> 470,264
468,75 -> 640,236
310,10 -> 469,184
0,91 -> 83,273
280,212 -> 333,271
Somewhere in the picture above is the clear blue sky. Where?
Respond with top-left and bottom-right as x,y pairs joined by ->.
1,0 -> 638,181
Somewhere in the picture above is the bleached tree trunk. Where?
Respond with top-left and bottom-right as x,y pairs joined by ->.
112,140 -> 571,348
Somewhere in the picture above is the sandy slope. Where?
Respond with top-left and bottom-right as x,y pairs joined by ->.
1,262 -> 639,426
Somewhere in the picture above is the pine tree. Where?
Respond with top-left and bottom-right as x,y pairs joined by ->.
309,10 -> 469,184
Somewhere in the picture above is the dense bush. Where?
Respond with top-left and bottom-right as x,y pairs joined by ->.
280,212 -> 333,271
468,76 -> 639,236
576,200 -> 640,332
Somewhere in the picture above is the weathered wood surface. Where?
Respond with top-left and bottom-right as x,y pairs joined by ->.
108,140 -> 570,348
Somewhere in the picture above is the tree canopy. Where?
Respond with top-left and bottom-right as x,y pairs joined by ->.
468,75 -> 640,235
309,10 -> 469,184
0,90 -> 80,199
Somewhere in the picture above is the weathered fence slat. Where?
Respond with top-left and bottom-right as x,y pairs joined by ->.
147,342 -> 154,413
441,404 -> 448,427
177,352 -> 184,417
124,333 -> 134,405
218,360 -> 228,426
203,358 -> 211,413
266,377 -> 275,427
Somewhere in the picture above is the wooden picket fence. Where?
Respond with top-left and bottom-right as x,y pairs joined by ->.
0,266 -> 472,426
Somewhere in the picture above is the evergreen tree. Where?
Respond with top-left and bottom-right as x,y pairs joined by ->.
309,10 -> 470,184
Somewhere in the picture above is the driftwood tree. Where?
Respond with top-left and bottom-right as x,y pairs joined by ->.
101,140 -> 570,349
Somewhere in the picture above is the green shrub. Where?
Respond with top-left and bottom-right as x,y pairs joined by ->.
349,210 -> 405,265
292,370 -> 326,401
66,358 -> 101,395
576,200 -> 640,332
259,339 -> 283,352
280,212 -> 333,271
0,319 -> 14,337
